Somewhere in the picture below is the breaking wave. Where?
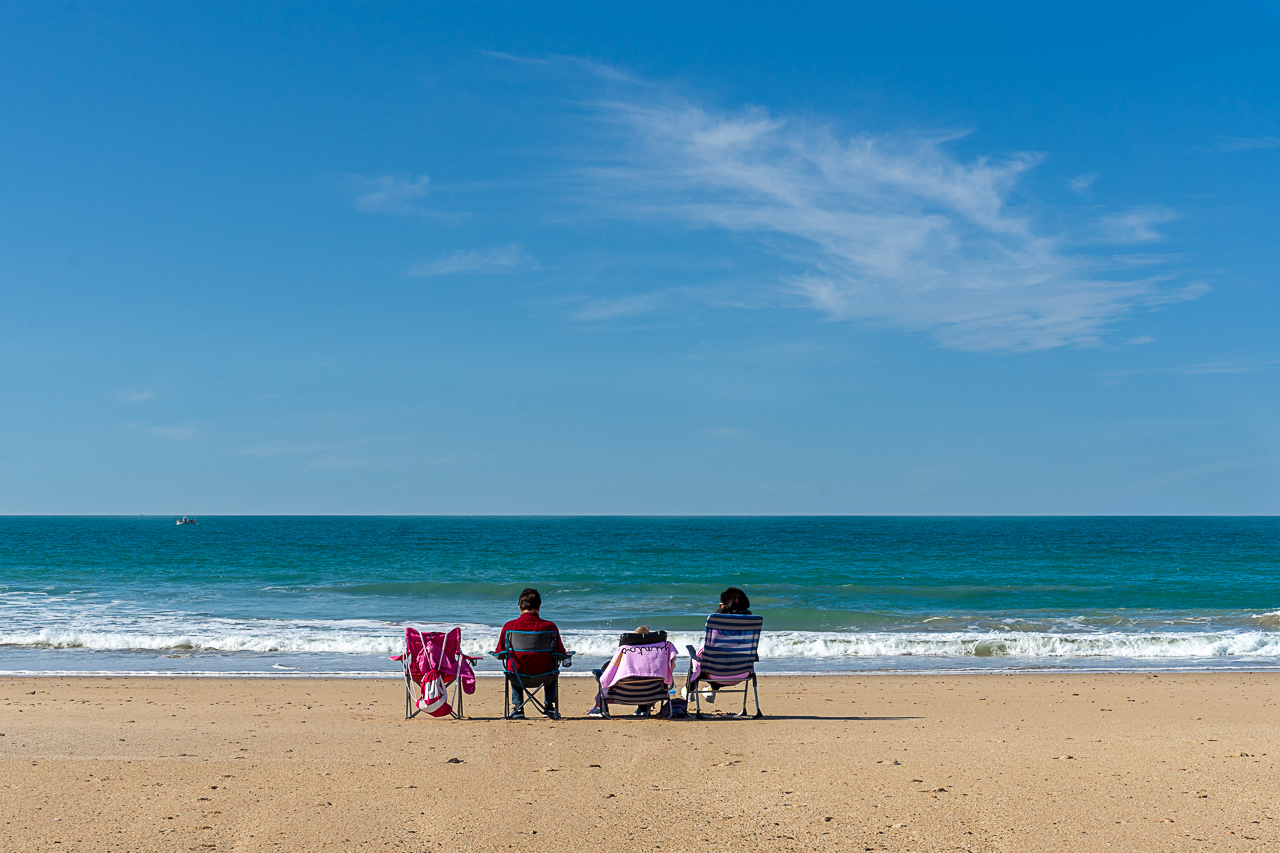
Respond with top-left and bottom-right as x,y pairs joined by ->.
4,622 -> 1280,661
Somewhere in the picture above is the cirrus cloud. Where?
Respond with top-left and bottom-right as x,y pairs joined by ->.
407,244 -> 532,277
573,73 -> 1203,352
353,174 -> 431,214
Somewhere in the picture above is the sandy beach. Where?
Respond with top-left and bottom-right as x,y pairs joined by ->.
2,673 -> 1277,852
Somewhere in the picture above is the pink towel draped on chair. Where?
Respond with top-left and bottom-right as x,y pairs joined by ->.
391,626 -> 477,717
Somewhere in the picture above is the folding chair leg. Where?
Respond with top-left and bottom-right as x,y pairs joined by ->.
506,675 -> 550,719
752,674 -> 763,719
451,677 -> 464,720
404,666 -> 420,720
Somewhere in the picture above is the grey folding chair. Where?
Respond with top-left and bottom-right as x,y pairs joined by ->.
489,629 -> 571,719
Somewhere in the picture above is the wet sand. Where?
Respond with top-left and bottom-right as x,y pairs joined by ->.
2,673 -> 1277,852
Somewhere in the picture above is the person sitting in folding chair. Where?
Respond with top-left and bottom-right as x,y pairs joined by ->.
682,586 -> 764,718
588,625 -> 679,718
490,588 -> 573,720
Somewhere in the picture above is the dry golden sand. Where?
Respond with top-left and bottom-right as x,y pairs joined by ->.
2,673 -> 1278,852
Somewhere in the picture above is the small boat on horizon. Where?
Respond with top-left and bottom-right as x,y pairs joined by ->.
175,517 -> 198,525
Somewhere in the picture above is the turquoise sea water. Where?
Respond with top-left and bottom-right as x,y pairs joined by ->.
1,516 -> 1278,676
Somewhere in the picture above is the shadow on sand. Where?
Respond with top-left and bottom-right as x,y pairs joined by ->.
463,714 -> 925,722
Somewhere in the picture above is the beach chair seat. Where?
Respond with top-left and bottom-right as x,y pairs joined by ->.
391,626 -> 479,720
685,613 -> 764,719
597,676 -> 674,718
489,629 -> 572,719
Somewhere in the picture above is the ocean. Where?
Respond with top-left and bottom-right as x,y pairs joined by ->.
1,516 -> 1277,677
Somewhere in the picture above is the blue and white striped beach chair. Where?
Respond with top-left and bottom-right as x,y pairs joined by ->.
685,613 -> 764,719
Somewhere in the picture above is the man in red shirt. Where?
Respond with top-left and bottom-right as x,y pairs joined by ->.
494,588 -> 569,719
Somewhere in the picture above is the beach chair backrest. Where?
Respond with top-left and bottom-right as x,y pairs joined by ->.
506,629 -> 557,652
400,627 -> 428,680
425,628 -> 462,679
619,630 -> 667,646
441,627 -> 462,664
400,626 -> 474,684
700,613 -> 763,679
503,629 -> 559,677
611,640 -> 676,681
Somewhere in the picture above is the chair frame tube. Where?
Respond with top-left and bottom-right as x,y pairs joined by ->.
502,669 -> 561,720
686,646 -> 764,719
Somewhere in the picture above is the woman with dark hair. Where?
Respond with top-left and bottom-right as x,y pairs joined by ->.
718,587 -> 751,615
681,587 -> 753,704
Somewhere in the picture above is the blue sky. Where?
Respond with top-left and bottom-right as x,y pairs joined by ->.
2,1 -> 1278,514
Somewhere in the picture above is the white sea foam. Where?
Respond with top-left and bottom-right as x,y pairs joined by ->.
753,630 -> 1280,659
3,623 -> 1280,660
3,588 -> 1278,662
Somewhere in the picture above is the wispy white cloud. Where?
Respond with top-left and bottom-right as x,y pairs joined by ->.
350,174 -> 470,223
572,293 -> 665,322
353,174 -> 431,214
1070,172 -> 1097,194
235,441 -> 360,458
1101,356 -> 1278,384
148,422 -> 203,441
1215,136 -> 1280,152
573,76 -> 1201,352
407,245 -> 531,277
116,389 -> 155,403
476,50 -> 556,67
1172,357 -> 1280,375
1097,208 -> 1178,243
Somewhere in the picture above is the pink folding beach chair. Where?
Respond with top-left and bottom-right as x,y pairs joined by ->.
391,626 -> 479,720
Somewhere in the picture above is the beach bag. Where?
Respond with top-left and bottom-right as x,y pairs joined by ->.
417,669 -> 453,717
662,697 -> 688,718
